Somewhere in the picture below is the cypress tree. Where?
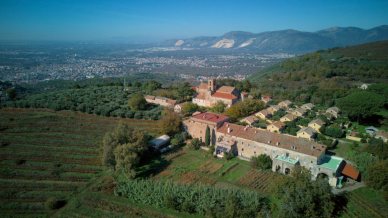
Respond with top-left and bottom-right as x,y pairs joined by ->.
205,126 -> 210,146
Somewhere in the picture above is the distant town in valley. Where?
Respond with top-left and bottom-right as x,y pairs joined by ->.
0,0 -> 388,217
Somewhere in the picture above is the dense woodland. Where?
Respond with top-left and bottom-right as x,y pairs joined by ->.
249,40 -> 388,106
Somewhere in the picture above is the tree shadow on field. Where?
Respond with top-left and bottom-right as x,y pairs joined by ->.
136,155 -> 171,179
332,193 -> 349,217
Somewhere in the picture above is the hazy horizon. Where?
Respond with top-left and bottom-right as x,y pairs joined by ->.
0,0 -> 387,43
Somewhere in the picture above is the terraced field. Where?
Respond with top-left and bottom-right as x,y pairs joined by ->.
0,108 -> 161,217
341,187 -> 388,218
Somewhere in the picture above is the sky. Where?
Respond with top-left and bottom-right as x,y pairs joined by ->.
0,0 -> 387,42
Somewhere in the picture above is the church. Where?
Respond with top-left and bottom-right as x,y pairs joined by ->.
192,79 -> 243,107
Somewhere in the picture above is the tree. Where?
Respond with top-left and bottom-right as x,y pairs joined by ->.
181,102 -> 199,116
128,93 -> 147,111
366,138 -> 388,159
189,138 -> 202,150
101,123 -> 149,177
322,125 -> 344,138
366,160 -> 388,191
337,91 -> 384,121
209,101 -> 226,113
225,99 -> 265,121
176,82 -> 195,101
6,88 -> 16,100
159,109 -> 181,135
143,80 -> 162,93
274,167 -> 335,218
251,154 -> 272,170
346,150 -> 377,178
205,126 -> 211,146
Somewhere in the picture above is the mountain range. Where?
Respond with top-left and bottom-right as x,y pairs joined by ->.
154,25 -> 388,54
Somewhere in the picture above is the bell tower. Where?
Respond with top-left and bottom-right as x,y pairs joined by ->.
208,79 -> 216,92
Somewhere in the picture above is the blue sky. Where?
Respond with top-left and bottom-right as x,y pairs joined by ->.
0,0 -> 387,42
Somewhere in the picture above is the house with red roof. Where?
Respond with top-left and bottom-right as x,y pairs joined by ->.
192,79 -> 242,107
182,112 -> 229,145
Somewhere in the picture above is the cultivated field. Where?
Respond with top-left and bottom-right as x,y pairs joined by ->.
151,148 -> 281,194
341,187 -> 388,218
0,108 -> 161,217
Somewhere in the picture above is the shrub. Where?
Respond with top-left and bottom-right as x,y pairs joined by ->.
251,154 -> 272,170
189,138 -> 202,150
45,197 -> 67,210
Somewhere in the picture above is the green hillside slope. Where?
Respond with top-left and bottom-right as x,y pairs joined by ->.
248,40 -> 388,106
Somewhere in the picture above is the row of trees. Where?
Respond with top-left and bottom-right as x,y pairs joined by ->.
6,86 -> 163,120
115,179 -> 269,217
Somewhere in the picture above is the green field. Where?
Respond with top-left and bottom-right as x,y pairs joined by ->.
148,148 -> 282,194
0,108 -> 177,217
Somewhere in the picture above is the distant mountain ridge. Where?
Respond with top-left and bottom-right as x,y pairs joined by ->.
155,25 -> 388,54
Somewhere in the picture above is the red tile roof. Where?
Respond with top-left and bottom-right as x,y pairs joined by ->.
342,163 -> 360,180
212,92 -> 237,100
217,122 -> 326,157
216,86 -> 235,93
192,112 -> 229,124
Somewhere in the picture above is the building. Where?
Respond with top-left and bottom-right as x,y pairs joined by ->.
214,139 -> 236,158
280,113 -> 298,123
255,109 -> 271,120
184,114 -> 359,187
308,119 -> 326,132
365,126 -> 379,136
149,135 -> 170,150
240,115 -> 260,125
326,107 -> 340,119
261,95 -> 272,104
267,105 -> 281,115
145,95 -> 176,108
301,103 -> 315,111
291,108 -> 307,117
182,112 -> 229,145
267,121 -> 286,133
346,131 -> 362,142
215,123 -> 345,187
375,130 -> 388,142
297,127 -> 316,140
192,79 -> 241,107
174,102 -> 187,113
278,100 -> 292,109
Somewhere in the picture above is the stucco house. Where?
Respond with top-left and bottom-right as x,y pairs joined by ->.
326,107 -> 340,118
267,105 -> 281,115
240,115 -> 260,125
375,130 -> 388,142
291,108 -> 307,117
145,95 -> 177,108
301,103 -> 315,111
255,109 -> 271,120
267,121 -> 286,133
278,100 -> 292,109
297,127 -> 317,140
308,119 -> 326,132
182,112 -> 229,145
261,95 -> 272,104
280,113 -> 298,123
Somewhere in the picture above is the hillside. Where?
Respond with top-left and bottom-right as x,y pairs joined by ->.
248,40 -> 388,106
156,25 -> 388,54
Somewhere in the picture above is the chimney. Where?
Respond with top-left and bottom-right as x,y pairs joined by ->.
244,126 -> 249,131
227,127 -> 231,133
